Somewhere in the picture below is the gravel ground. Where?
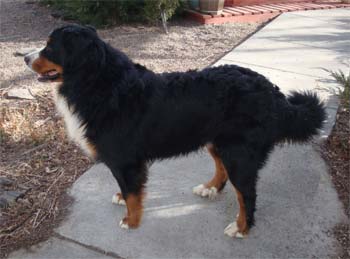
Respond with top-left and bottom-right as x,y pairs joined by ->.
0,1 -> 262,257
322,97 -> 350,259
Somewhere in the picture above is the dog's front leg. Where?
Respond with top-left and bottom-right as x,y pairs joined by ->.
110,162 -> 147,229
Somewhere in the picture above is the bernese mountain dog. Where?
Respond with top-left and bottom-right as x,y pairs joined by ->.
24,24 -> 325,238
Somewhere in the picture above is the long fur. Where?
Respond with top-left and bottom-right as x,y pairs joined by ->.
35,25 -> 326,230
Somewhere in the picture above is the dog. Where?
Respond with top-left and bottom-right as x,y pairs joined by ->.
24,24 -> 325,238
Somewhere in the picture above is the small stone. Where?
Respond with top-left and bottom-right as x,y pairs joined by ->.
7,88 -> 35,100
0,177 -> 13,187
34,118 -> 50,128
51,10 -> 65,18
13,48 -> 37,57
0,198 -> 8,209
6,191 -> 25,198
0,190 -> 26,209
17,184 -> 30,191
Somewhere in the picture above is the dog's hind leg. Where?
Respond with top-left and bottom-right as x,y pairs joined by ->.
193,144 -> 228,199
217,144 -> 270,238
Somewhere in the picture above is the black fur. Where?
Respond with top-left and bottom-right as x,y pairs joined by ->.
42,25 -> 326,230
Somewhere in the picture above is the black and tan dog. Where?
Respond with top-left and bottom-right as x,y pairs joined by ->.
24,24 -> 325,238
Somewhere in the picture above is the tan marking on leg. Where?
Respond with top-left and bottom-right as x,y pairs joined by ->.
86,141 -> 97,159
205,144 -> 228,189
234,187 -> 248,235
122,191 -> 144,228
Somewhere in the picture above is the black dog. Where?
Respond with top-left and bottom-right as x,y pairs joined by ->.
24,24 -> 325,238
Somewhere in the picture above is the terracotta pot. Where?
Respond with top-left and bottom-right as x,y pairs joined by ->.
200,0 -> 225,14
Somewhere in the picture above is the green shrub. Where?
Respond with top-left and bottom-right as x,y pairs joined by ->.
327,69 -> 350,103
40,0 -> 184,26
144,0 -> 180,23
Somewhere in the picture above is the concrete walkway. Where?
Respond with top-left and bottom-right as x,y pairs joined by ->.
10,9 -> 349,259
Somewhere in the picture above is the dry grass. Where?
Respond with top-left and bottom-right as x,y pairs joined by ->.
0,92 -> 92,257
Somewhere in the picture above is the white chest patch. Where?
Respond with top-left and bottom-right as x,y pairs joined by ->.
53,89 -> 93,157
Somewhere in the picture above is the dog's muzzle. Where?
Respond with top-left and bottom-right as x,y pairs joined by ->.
24,48 -> 42,70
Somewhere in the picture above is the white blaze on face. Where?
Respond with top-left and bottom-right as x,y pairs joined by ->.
24,48 -> 44,70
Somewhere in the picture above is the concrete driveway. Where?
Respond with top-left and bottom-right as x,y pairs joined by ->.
10,8 -> 349,259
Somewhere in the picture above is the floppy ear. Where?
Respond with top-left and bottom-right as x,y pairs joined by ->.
62,29 -> 105,73
62,28 -> 91,54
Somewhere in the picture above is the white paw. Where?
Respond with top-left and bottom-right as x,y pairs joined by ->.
112,193 -> 126,206
224,221 -> 244,238
119,220 -> 129,229
192,184 -> 218,199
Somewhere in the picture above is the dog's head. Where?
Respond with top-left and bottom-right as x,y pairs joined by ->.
24,24 -> 102,83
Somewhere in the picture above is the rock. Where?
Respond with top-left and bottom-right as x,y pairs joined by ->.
34,118 -> 50,128
0,177 -> 13,187
6,190 -> 25,199
13,48 -> 37,57
7,88 -> 35,100
0,198 -> 8,209
51,10 -> 65,19
0,190 -> 26,209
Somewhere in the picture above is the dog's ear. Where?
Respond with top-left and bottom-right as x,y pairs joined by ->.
62,27 -> 90,53
61,27 -> 105,73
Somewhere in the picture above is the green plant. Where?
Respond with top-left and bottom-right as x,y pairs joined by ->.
40,0 -> 144,26
141,0 -> 180,23
40,0 -> 184,26
328,69 -> 350,102
60,0 -> 120,25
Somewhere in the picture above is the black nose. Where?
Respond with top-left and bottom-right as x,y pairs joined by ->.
24,56 -> 30,65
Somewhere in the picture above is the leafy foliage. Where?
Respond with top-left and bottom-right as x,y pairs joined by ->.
40,0 -> 184,26
327,69 -> 350,103
144,0 -> 180,23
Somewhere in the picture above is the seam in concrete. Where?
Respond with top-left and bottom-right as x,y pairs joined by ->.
53,233 -> 124,259
208,14 -> 281,67
269,40 -> 350,54
220,59 -> 326,78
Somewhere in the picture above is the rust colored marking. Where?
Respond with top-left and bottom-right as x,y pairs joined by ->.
205,144 -> 228,190
122,191 -> 145,228
234,187 -> 248,234
31,56 -> 63,82
86,141 -> 98,160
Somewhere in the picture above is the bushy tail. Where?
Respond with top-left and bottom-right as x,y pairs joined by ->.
279,91 -> 326,142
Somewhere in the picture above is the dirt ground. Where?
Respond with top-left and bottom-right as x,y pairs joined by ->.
322,96 -> 350,259
0,1 -> 261,257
